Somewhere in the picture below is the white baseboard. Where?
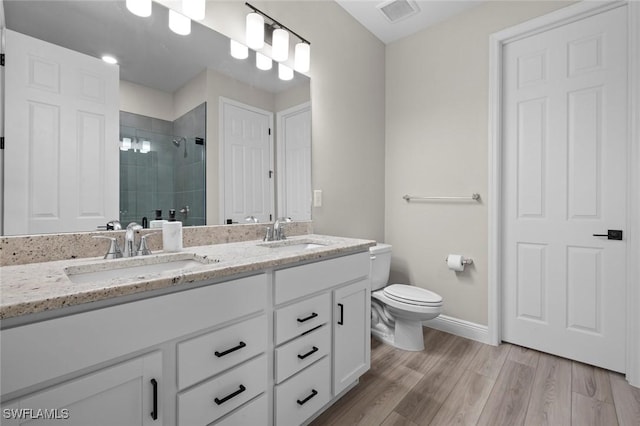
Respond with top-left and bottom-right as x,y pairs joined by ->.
423,315 -> 492,345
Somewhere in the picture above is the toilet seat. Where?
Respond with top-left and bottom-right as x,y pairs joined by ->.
383,284 -> 443,307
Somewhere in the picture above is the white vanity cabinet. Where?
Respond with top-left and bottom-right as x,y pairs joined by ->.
273,252 -> 370,425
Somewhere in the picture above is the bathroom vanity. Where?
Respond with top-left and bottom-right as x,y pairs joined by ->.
0,235 -> 374,425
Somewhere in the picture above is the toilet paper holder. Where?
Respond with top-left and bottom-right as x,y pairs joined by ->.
445,255 -> 474,265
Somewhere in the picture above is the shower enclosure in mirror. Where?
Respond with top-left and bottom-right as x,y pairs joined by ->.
119,104 -> 206,227
1,0 -> 311,236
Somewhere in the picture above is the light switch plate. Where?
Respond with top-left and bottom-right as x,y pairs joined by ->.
313,190 -> 322,207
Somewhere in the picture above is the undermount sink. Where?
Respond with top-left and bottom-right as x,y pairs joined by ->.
65,253 -> 218,284
258,239 -> 328,251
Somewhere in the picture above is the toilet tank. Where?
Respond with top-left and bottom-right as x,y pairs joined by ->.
369,243 -> 392,291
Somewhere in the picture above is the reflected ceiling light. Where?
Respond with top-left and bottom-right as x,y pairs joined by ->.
272,28 -> 289,62
230,40 -> 249,59
101,55 -> 118,65
278,63 -> 293,81
169,10 -> 191,35
126,0 -> 151,17
294,42 -> 310,73
256,52 -> 272,71
246,12 -> 264,49
182,0 -> 205,21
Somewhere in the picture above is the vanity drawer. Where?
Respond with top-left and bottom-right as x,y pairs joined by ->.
275,356 -> 331,426
178,354 -> 267,426
275,324 -> 330,384
215,394 -> 268,425
275,293 -> 330,345
274,252 -> 370,304
177,314 -> 267,390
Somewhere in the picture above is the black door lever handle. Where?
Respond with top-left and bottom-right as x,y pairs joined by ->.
593,230 -> 623,240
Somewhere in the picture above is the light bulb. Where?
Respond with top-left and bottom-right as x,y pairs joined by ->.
120,138 -> 132,151
256,52 -> 272,71
272,28 -> 289,62
294,42 -> 310,73
278,63 -> 293,81
126,0 -> 151,17
230,40 -> 249,60
141,140 -> 151,153
246,13 -> 264,50
182,0 -> 205,21
169,9 -> 191,36
101,55 -> 118,65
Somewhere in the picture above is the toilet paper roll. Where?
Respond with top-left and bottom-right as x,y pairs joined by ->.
162,221 -> 183,252
447,254 -> 465,272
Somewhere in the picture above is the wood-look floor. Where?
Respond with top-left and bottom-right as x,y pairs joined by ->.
311,328 -> 640,426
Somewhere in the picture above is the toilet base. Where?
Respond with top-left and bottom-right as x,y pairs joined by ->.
371,318 -> 425,352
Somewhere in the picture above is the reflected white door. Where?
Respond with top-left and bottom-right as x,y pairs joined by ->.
502,6 -> 628,372
3,30 -> 119,235
277,102 -> 311,221
221,99 -> 273,224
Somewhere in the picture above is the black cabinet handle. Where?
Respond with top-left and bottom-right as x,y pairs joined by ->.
150,378 -> 158,421
215,341 -> 246,358
214,384 -> 246,405
297,389 -> 318,406
337,303 -> 344,325
297,346 -> 319,360
297,312 -> 318,323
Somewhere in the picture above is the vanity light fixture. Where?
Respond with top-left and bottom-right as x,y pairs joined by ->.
169,9 -> 191,35
245,2 -> 311,72
246,12 -> 264,49
230,40 -> 249,60
278,63 -> 293,81
182,0 -> 205,21
120,137 -> 132,151
140,140 -> 151,153
126,0 -> 151,18
256,52 -> 272,70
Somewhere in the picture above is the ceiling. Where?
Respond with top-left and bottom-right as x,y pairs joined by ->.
335,0 -> 485,44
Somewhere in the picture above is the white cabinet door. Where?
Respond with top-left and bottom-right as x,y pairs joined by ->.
333,278 -> 371,396
2,351 -> 162,426
4,29 -> 119,235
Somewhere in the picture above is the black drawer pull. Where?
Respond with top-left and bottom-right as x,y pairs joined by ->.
297,346 -> 319,360
337,303 -> 344,325
215,341 -> 246,358
297,389 -> 318,406
150,378 -> 158,420
214,384 -> 246,405
297,312 -> 318,323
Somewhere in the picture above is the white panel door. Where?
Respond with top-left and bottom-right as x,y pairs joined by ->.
221,99 -> 273,224
502,6 -> 628,372
4,30 -> 119,235
277,102 -> 311,221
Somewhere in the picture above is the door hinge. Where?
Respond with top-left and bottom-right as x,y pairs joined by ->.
268,170 -> 273,178
270,214 -> 273,221
268,128 -> 271,136
0,137 -> 4,150
1,54 -> 4,67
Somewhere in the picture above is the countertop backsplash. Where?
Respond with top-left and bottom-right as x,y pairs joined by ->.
0,221 -> 313,267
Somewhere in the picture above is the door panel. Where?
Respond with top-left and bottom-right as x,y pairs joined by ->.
502,6 -> 628,372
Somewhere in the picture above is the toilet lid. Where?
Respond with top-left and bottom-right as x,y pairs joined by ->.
383,284 -> 443,306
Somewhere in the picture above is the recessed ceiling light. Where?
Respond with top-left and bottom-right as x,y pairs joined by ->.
102,55 -> 118,65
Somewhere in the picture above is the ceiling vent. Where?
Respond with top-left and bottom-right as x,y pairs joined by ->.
377,0 -> 420,23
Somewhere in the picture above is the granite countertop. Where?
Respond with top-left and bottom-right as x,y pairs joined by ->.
0,234 -> 376,320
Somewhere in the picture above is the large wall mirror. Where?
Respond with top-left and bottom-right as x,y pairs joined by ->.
1,0 -> 311,236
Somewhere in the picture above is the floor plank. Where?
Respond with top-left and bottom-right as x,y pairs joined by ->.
380,412 -> 418,426
476,360 -> 536,426
572,361 -> 614,403
609,372 -> 640,426
524,352 -> 572,426
507,344 -> 540,368
571,392 -> 618,426
429,370 -> 494,426
467,341 -> 511,380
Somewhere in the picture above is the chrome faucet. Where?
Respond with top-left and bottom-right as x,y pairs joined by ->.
123,222 -> 143,257
273,217 -> 293,241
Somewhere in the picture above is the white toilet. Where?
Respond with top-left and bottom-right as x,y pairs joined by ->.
369,243 -> 443,351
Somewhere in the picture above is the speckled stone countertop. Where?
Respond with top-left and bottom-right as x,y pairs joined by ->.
0,234 -> 376,320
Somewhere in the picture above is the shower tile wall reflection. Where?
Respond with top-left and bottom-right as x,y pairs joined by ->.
119,103 -> 206,227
